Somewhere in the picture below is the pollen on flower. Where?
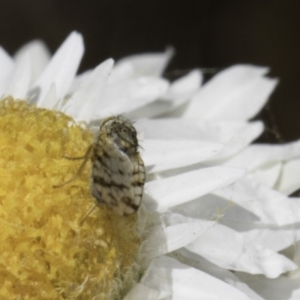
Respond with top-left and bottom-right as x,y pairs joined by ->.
0,97 -> 140,299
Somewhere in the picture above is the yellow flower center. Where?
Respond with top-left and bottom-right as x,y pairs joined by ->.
0,98 -> 140,299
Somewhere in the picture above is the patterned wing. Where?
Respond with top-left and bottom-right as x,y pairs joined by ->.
91,134 -> 145,215
129,153 -> 145,211
91,115 -> 145,216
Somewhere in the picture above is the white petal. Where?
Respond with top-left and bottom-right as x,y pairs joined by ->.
43,83 -> 57,109
14,40 -> 50,85
186,222 -> 297,278
242,226 -> 300,252
116,47 -> 174,77
172,193 -> 260,224
214,177 -> 300,225
203,121 -> 264,161
142,139 -> 222,172
183,65 -> 277,121
32,31 -> 84,107
136,118 -> 203,140
222,140 -> 300,171
68,70 -> 91,96
143,221 -> 214,259
94,77 -> 169,119
162,70 -> 203,112
0,47 -> 14,97
177,249 -> 265,300
198,200 -> 300,253
166,70 -> 202,101
136,70 -> 203,119
137,119 -> 263,160
236,273 -> 300,300
174,194 -> 300,253
140,256 -> 251,300
145,166 -> 245,212
64,59 -> 114,122
206,77 -> 277,121
276,158 -> 300,195
109,62 -> 134,83
124,283 -> 164,300
6,52 -> 31,99
126,100 -> 173,119
246,162 -> 282,188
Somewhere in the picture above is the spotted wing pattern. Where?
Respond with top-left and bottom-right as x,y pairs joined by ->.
91,116 -> 145,216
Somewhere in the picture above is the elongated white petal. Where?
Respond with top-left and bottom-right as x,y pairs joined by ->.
43,83 -> 57,109
171,193 -> 259,224
144,221 -> 214,259
0,47 -> 14,97
126,100 -> 173,119
142,139 -> 222,172
138,256 -> 251,300
246,162 -> 282,188
160,70 -> 203,114
116,47 -> 174,77
174,194 -> 300,253
183,65 -> 277,121
167,70 -> 202,100
6,53 -> 31,99
136,118 -> 203,140
126,71 -> 201,119
94,77 -> 169,119
206,77 -> 277,121
188,199 -> 300,253
14,40 -> 50,85
242,226 -> 300,252
203,121 -> 264,161
177,249 -> 265,300
223,140 -> 300,171
175,196 -> 300,260
64,59 -> 114,122
145,166 -> 245,212
214,178 -> 300,225
276,158 -> 300,195
109,62 -> 134,83
186,222 -> 297,278
32,32 -> 84,107
236,273 -> 300,300
124,283 -> 166,300
68,70 -> 91,96
137,119 -> 263,160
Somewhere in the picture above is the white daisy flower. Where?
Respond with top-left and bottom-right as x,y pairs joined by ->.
1,31 -> 300,300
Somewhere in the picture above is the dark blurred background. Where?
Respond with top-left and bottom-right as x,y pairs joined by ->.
0,0 -> 299,142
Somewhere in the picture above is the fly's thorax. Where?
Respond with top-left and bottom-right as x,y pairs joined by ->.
100,116 -> 138,155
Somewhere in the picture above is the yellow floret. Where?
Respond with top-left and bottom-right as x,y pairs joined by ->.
0,98 -> 140,299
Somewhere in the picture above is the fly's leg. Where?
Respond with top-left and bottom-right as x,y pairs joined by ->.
53,145 -> 93,188
79,204 -> 97,226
